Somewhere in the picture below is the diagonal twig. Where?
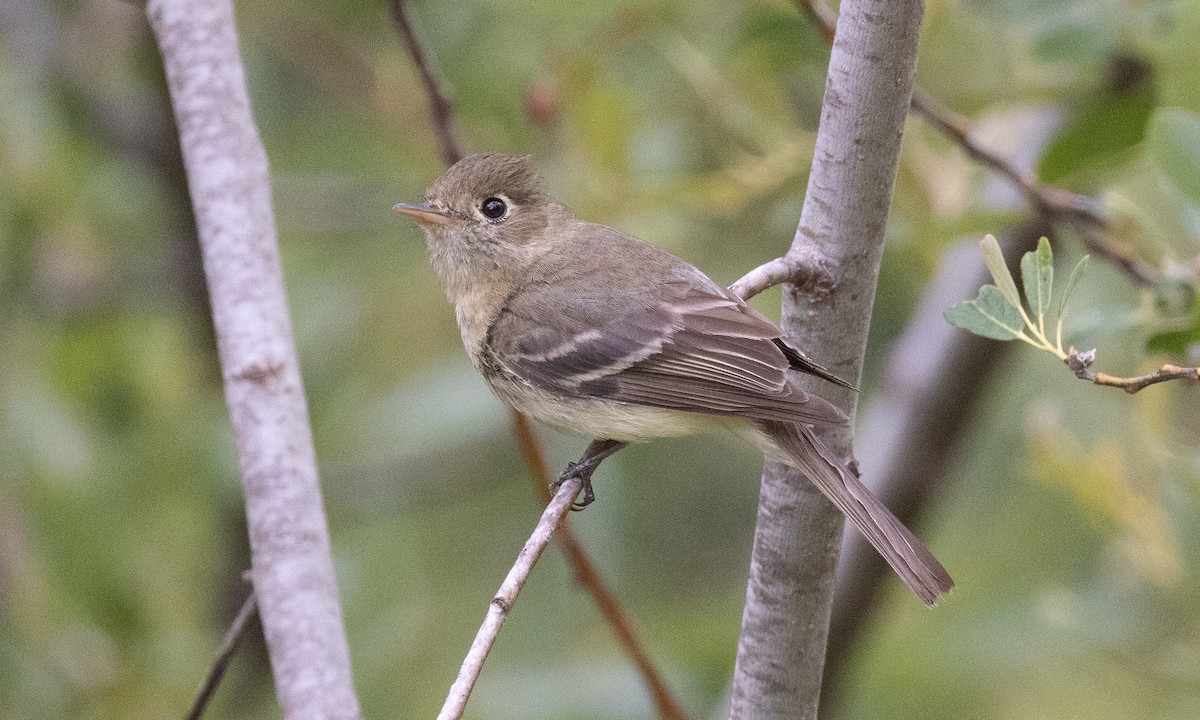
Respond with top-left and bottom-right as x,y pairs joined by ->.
908,91 -> 1160,287
388,0 -> 463,166
507,409 -> 691,720
794,0 -> 837,44
185,589 -> 259,720
793,0 -> 1164,288
1091,364 -> 1200,392
437,476 -> 583,720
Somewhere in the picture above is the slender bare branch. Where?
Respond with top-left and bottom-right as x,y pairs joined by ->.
908,91 -> 1161,287
1071,224 -> 1162,288
388,0 -> 463,166
147,1 -> 361,717
1065,348 -> 1199,393
186,589 -> 259,720
507,411 -> 692,720
909,91 -> 1056,212
795,0 -> 1166,288
793,0 -> 837,43
1094,365 -> 1200,392
437,475 -> 583,720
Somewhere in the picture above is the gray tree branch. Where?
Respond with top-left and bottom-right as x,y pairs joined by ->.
146,1 -> 361,717
728,1 -> 926,717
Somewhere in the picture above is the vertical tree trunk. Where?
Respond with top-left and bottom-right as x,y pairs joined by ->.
147,1 -> 362,717
728,1 -> 925,717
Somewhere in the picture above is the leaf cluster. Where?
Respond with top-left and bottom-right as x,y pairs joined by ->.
944,235 -> 1089,360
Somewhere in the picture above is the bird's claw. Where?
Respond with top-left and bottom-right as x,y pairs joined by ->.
551,461 -> 596,512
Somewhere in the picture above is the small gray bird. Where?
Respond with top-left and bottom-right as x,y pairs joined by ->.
395,153 -> 952,605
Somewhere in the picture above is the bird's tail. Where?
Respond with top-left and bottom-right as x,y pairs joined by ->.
758,420 -> 954,606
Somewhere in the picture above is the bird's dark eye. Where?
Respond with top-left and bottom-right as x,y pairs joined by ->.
481,197 -> 508,220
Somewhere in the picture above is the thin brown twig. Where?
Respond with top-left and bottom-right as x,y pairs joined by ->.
792,0 -> 836,38
185,589 -> 258,720
908,91 -> 1161,287
1065,347 -> 1199,393
1095,365 -> 1200,392
507,409 -> 692,720
388,0 -> 464,167
794,0 -> 1164,288
793,0 -> 836,43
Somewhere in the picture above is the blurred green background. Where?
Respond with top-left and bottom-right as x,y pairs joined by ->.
3,0 -> 1200,718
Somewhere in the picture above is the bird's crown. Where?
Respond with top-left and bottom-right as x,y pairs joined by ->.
427,153 -> 549,210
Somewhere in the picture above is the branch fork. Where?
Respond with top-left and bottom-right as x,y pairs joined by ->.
729,252 -> 833,301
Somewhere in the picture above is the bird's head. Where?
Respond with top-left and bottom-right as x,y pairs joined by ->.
395,153 -> 559,299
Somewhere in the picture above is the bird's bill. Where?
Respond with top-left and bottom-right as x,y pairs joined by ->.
392,202 -> 462,227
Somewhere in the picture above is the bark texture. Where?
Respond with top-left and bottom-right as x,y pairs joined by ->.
728,1 -> 925,717
147,1 -> 362,717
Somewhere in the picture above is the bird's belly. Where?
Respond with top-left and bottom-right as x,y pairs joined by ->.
490,379 -> 724,442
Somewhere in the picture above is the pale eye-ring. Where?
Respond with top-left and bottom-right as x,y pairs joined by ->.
481,197 -> 507,219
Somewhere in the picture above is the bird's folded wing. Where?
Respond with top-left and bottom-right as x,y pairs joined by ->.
487,275 -> 846,427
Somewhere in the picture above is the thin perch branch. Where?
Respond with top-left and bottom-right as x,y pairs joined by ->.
1065,347 -> 1199,393
388,0 -> 464,166
507,409 -> 691,720
186,589 -> 259,720
437,475 -> 583,720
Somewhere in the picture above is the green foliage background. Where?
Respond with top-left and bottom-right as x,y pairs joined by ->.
2,0 -> 1200,718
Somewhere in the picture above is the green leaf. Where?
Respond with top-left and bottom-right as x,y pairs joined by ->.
1146,107 -> 1200,207
1020,237 -> 1054,321
1056,255 -> 1089,321
1054,255 -> 1090,347
981,234 -> 1022,310
944,285 -> 1026,341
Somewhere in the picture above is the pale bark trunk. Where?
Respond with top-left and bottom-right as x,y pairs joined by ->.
147,1 -> 362,717
728,1 -> 925,717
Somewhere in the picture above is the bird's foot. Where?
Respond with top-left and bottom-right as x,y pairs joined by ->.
551,439 -> 626,511
552,459 -> 598,512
